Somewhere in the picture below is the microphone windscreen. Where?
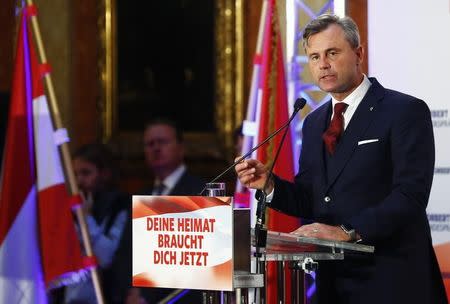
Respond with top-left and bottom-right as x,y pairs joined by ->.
294,98 -> 307,111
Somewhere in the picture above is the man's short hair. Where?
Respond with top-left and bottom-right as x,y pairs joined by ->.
302,14 -> 360,50
144,118 -> 184,143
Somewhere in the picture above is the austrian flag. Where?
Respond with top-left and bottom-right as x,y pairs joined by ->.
0,11 -> 85,303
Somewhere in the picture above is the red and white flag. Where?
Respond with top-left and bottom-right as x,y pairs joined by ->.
0,10 -> 85,303
256,2 -> 300,303
238,0 -> 300,302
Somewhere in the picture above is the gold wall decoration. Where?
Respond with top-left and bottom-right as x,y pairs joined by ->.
99,0 -> 117,141
98,1 -> 246,187
215,0 -> 245,160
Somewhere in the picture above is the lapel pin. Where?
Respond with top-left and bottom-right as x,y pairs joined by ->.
369,106 -> 374,111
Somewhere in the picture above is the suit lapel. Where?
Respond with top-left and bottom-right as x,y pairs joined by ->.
169,171 -> 187,195
308,101 -> 332,194
325,78 -> 385,192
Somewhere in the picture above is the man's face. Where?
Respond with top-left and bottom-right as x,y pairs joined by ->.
143,124 -> 184,174
73,158 -> 101,195
305,24 -> 363,101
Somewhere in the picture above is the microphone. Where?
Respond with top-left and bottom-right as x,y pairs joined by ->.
254,109 -> 295,247
253,98 -> 306,257
198,98 -> 306,195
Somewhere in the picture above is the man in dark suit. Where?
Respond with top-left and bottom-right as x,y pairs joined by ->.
140,118 -> 204,196
114,118 -> 204,304
235,14 -> 447,304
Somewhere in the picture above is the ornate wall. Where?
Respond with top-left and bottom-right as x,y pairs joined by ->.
0,0 -> 367,193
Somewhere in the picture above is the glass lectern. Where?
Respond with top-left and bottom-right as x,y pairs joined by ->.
244,229 -> 375,304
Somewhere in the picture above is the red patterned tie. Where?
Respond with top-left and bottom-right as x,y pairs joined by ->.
323,102 -> 348,155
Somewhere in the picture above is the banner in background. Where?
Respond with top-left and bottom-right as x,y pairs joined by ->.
368,0 -> 450,298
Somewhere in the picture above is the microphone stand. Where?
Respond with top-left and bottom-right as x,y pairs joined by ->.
198,98 -> 306,196
254,106 -> 296,259
252,103 -> 302,304
197,98 -> 305,303
198,123 -> 291,195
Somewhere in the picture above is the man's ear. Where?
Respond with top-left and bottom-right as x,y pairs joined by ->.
355,45 -> 364,65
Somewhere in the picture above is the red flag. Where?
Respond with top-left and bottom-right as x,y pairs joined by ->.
255,0 -> 300,302
0,11 -> 85,302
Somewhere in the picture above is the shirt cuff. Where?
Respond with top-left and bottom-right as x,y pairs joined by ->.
266,188 -> 274,202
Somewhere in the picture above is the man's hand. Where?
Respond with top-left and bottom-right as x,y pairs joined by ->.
291,223 -> 351,242
234,158 -> 273,192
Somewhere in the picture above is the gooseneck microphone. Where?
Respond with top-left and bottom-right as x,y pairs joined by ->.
254,101 -> 300,248
198,97 -> 306,196
252,98 -> 306,280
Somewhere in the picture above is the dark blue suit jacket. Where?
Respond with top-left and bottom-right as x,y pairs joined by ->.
271,78 -> 447,303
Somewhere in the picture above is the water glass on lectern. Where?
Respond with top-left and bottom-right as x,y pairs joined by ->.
205,182 -> 226,197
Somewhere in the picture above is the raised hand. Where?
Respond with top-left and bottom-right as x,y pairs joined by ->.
234,158 -> 274,192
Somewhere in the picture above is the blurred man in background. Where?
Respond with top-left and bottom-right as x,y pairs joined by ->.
117,118 -> 204,304
141,118 -> 204,196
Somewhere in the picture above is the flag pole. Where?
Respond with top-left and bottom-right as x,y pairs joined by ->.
24,1 -> 105,303
236,0 -> 269,197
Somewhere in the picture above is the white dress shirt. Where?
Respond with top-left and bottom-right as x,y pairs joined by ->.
152,164 -> 186,195
331,75 -> 372,130
266,75 -> 372,202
